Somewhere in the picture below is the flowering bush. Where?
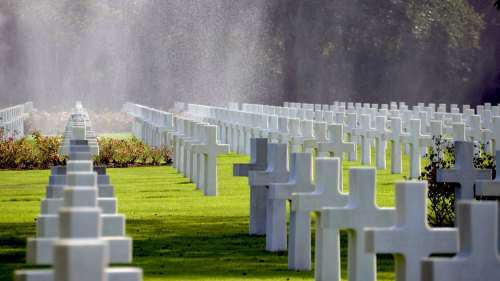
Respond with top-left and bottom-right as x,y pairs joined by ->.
0,130 -> 65,170
93,136 -> 173,167
0,129 -> 172,170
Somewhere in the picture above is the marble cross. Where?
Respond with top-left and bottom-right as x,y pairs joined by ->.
192,125 -> 230,196
233,138 -> 269,235
400,119 -> 426,179
322,167 -> 395,281
421,201 -> 500,281
437,141 -> 492,202
383,117 -> 404,174
269,152 -> 316,270
248,143 -> 290,251
291,157 -> 348,280
475,150 -> 500,253
368,116 -> 388,170
365,181 -> 457,281
353,114 -> 373,165
318,124 -> 355,189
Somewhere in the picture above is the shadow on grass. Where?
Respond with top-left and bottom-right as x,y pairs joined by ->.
0,218 -> 393,281
127,217 -> 313,279
0,222 -> 51,281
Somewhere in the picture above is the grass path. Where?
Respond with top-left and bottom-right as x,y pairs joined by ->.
0,143 -> 418,280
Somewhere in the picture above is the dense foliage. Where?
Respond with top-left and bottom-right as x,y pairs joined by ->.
0,0 -> 497,109
93,136 -> 172,168
0,130 -> 65,170
418,137 -> 495,227
0,129 -> 172,170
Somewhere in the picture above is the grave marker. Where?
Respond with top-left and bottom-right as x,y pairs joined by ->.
269,153 -> 315,270
475,150 -> 500,253
400,119 -> 426,179
192,125 -> 230,196
437,141 -> 491,202
318,124 -> 355,188
344,113 -> 358,162
303,122 -> 329,157
248,143 -> 290,251
421,201 -> 500,281
383,117 -> 404,174
353,114 -> 373,165
364,181 -> 457,281
291,157 -> 348,280
368,116 -> 388,170
233,138 -> 269,235
322,168 -> 395,281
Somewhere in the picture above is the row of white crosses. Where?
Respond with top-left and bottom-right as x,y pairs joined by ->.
128,99 -> 500,194
124,102 -> 231,196
59,102 -> 99,156
125,101 -> 500,279
0,101 -> 33,140
16,102 -> 142,281
124,102 -> 174,149
235,137 -> 500,280
181,101 -> 500,182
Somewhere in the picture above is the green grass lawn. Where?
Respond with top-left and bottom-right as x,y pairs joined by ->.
96,132 -> 135,140
0,142 -> 419,281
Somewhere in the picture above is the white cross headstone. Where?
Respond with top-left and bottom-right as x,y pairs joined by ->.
171,117 -> 185,170
344,113 -> 358,162
303,122 -> 329,157
185,122 -> 204,184
467,115 -> 487,155
475,149 -> 500,253
181,120 -> 196,178
248,143 -> 290,251
192,125 -> 230,196
364,181 -> 457,281
233,138 -> 268,235
452,123 -> 467,142
318,124 -> 355,189
322,167 -> 395,281
269,152 -> 315,270
485,116 -> 500,153
368,116 -> 388,170
17,127 -> 142,281
421,201 -> 500,281
353,114 -> 373,165
195,123 -> 207,191
288,118 -> 302,153
419,120 -> 444,160
383,117 -> 404,174
291,157 -> 348,280
437,141 -> 492,202
400,119 -> 426,179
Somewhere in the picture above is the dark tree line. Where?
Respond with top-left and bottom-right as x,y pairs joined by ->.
0,0 -> 498,110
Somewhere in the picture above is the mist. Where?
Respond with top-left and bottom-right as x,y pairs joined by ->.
0,0 -> 498,111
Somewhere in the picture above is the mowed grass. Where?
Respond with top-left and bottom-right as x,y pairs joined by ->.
0,142 -> 418,281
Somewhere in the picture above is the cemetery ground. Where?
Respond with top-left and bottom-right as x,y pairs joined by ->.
1,138 -> 418,281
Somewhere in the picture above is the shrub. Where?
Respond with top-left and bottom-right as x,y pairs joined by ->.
418,137 -> 495,227
0,130 -> 172,170
93,136 -> 172,168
